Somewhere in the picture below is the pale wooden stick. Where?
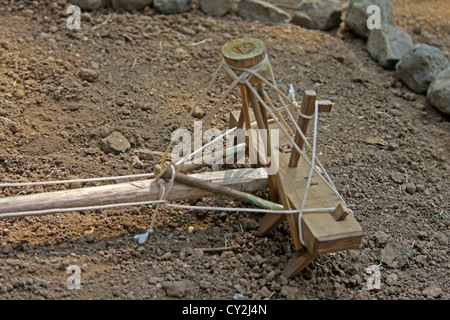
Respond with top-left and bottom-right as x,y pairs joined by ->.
0,168 -> 269,216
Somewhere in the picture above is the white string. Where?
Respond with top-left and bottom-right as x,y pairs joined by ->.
166,203 -> 336,215
297,100 -> 319,246
175,126 -> 238,165
0,172 -> 155,188
148,164 -> 176,232
0,200 -> 167,219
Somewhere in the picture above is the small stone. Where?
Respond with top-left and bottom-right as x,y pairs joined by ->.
162,252 -> 173,260
68,175 -> 82,189
240,217 -> 258,230
417,230 -> 427,240
343,153 -> 353,165
1,245 -> 13,254
280,286 -> 297,300
302,268 -> 315,280
162,281 -> 187,298
90,61 -> 99,69
381,241 -> 409,268
258,286 -> 271,299
350,274 -> 362,286
137,148 -> 154,161
0,108 -> 9,117
179,249 -> 186,261
390,171 -> 405,184
385,273 -> 398,286
78,68 -> 99,82
352,289 -> 371,300
141,103 -> 153,111
233,293 -> 245,300
116,98 -> 125,107
415,184 -> 425,193
101,131 -> 131,154
84,233 -> 95,243
374,231 -> 389,247
414,255 -> 427,265
279,275 -> 288,286
405,182 -> 416,195
137,246 -> 146,254
422,286 -> 442,298
387,142 -> 399,151
190,107 -> 204,119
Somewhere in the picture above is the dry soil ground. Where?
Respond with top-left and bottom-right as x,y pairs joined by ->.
0,0 -> 448,300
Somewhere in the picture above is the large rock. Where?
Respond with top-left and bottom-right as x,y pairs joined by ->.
396,44 -> 450,93
367,25 -> 414,69
344,0 -> 394,38
238,0 -> 290,25
153,0 -> 193,14
291,0 -> 342,30
67,0 -> 109,11
199,0 -> 234,17
111,0 -> 153,11
427,68 -> 450,115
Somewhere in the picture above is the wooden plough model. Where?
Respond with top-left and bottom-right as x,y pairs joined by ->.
0,38 -> 362,278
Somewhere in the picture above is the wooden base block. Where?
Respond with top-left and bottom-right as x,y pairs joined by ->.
230,109 -> 363,254
278,153 -> 363,254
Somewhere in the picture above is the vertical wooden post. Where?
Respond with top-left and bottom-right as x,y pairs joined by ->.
237,84 -> 252,130
288,90 -> 316,168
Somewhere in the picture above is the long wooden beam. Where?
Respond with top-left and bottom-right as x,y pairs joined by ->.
0,168 -> 269,217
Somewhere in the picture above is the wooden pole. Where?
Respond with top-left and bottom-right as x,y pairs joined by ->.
0,168 -> 269,218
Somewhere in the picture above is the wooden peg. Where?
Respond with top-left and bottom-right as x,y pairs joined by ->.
317,100 -> 334,113
330,204 -> 349,221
